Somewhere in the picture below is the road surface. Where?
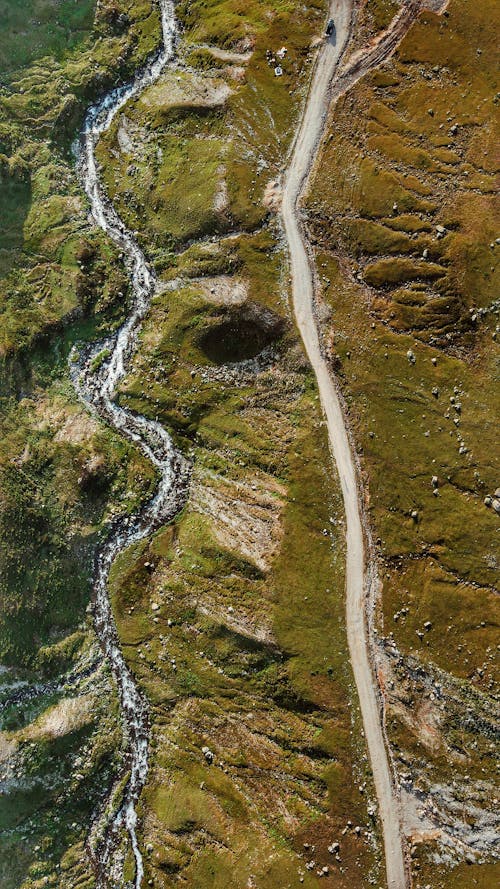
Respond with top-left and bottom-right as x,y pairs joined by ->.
281,2 -> 408,887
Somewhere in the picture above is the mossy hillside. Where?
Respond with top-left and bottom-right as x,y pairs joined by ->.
313,257 -> 499,884
0,313 -> 156,886
381,559 -> 498,686
118,229 -> 290,450
96,94 -> 228,258
306,0 -> 500,654
414,858 -> 499,889
110,450 -> 377,889
0,3 -> 340,885
317,262 -> 500,855
0,0 -> 170,709
0,2 -> 347,888
177,0 -> 324,52
91,2 -> 387,880
221,0 -> 324,225
0,354 -> 152,887
315,252 -> 499,672
1,2 -> 164,131
0,171 -> 31,275
0,7 -> 155,175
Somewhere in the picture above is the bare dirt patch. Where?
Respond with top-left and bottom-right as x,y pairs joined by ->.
141,69 -> 232,112
25,695 -> 95,741
263,178 -> 282,212
196,274 -> 249,306
191,468 -> 285,572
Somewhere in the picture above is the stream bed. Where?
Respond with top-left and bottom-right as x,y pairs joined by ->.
70,3 -> 189,885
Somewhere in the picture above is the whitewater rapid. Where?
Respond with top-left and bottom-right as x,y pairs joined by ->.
70,3 -> 189,886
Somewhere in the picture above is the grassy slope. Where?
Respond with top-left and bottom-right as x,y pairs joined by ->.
306,1 -> 499,886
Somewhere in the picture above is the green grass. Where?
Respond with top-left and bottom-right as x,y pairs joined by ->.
98,124 -> 227,251
0,0 -> 96,78
0,170 -> 31,274
363,256 -> 446,288
96,0 -> 326,266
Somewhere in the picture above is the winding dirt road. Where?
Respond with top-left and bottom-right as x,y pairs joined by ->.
281,1 -> 446,886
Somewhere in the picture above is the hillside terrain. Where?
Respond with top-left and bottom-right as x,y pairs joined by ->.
0,1 -> 497,889
306,1 -> 499,886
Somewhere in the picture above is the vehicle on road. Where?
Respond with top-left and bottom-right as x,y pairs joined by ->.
326,18 -> 335,37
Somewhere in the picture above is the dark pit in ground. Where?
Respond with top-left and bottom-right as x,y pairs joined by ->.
198,303 -> 286,364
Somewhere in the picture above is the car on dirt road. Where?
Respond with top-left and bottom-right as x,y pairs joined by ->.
325,18 -> 335,37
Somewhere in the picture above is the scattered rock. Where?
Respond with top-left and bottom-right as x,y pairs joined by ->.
201,745 -> 214,764
407,349 -> 416,364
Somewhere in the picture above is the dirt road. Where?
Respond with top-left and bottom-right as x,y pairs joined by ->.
281,2 -> 409,886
